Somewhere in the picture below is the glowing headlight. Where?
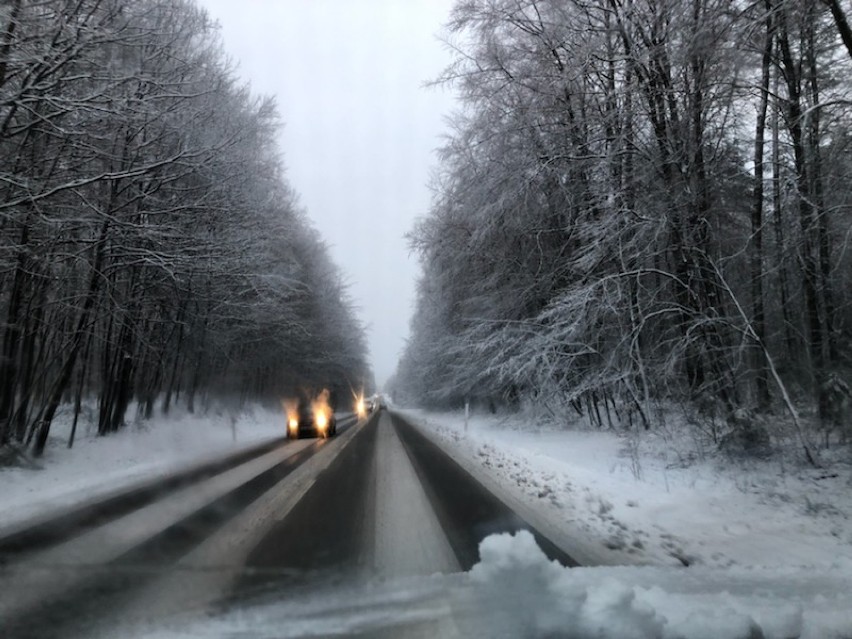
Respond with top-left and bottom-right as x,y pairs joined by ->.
315,413 -> 328,429
288,418 -> 298,430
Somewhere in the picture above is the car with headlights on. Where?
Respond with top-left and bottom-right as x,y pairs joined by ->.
287,398 -> 337,439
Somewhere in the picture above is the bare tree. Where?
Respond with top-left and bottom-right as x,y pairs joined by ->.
0,0 -> 371,456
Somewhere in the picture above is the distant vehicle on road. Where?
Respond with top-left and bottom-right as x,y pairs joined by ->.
287,395 -> 336,439
365,395 -> 381,412
356,395 -> 374,418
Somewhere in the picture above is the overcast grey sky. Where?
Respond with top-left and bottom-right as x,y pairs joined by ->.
195,0 -> 457,387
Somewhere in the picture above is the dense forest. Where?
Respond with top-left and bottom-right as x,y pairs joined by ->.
0,0 -> 371,455
392,0 -> 852,459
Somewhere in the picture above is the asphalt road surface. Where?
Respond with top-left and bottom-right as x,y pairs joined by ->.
1,410 -> 575,639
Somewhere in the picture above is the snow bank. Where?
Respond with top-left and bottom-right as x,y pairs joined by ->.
0,402 -> 286,530
459,530 -> 852,639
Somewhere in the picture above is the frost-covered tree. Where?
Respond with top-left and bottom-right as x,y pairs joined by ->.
0,0 -> 370,454
396,0 -> 852,456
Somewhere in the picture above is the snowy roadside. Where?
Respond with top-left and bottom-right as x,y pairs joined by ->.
0,402 -> 287,532
386,408 -> 852,637
397,408 -> 852,571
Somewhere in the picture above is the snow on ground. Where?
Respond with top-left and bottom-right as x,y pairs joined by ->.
459,530 -> 852,639
398,407 -> 852,571
0,401 -> 287,531
134,530 -> 852,639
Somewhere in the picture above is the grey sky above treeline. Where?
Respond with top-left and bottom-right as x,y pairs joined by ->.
196,0 -> 458,386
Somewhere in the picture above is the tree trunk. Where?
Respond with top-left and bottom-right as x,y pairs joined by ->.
804,9 -> 836,366
751,7 -> 773,409
68,328 -> 95,449
0,0 -> 21,89
824,0 -> 852,60
776,5 -> 825,381
0,215 -> 31,441
32,218 -> 110,456
770,67 -> 795,357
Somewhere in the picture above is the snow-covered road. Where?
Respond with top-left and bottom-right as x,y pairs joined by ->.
3,408 -> 852,638
3,411 -> 507,638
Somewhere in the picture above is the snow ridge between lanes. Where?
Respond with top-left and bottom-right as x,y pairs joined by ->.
372,413 -> 460,578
